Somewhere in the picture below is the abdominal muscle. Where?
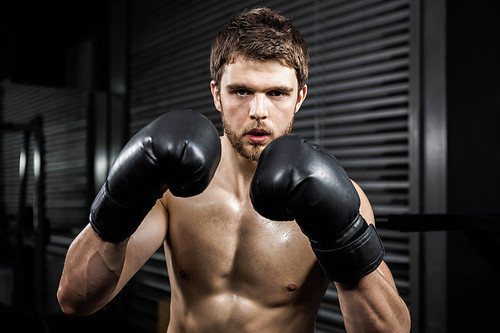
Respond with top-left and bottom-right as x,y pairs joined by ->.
162,191 -> 330,333
167,290 -> 315,332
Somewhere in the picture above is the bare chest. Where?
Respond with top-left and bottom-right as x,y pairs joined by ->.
164,189 -> 328,303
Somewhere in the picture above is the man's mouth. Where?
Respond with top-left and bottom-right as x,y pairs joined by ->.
246,128 -> 270,144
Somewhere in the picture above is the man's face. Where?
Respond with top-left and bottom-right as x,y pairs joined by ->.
211,56 -> 307,161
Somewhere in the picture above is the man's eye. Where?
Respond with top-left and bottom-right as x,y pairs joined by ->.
234,89 -> 250,96
268,90 -> 287,97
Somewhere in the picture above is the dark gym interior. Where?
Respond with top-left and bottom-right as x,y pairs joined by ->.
1,0 -> 499,332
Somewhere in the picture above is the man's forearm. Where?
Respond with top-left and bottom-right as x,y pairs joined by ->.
57,224 -> 128,316
336,262 -> 411,333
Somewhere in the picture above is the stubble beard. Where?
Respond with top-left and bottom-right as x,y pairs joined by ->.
220,107 -> 295,162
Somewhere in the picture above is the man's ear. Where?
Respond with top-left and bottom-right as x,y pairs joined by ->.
210,80 -> 222,112
295,84 -> 307,113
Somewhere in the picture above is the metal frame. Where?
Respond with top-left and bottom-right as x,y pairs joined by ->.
408,0 -> 422,331
408,0 -> 448,332
0,117 -> 48,332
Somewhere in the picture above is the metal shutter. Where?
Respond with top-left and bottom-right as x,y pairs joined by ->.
128,0 -> 411,332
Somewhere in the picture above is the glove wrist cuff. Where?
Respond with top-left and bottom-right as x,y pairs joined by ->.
312,224 -> 385,283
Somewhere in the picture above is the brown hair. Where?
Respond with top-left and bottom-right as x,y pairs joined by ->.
210,7 -> 309,90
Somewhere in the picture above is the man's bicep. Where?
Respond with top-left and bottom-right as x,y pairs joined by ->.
350,181 -> 399,291
112,200 -> 169,296
351,180 -> 375,226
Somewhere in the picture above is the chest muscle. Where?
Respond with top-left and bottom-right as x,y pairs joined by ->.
165,191 -> 325,302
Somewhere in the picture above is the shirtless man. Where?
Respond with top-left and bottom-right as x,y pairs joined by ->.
57,8 -> 410,332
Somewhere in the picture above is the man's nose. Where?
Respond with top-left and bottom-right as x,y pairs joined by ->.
249,93 -> 268,120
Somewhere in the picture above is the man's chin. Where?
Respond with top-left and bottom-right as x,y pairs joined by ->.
240,144 -> 265,162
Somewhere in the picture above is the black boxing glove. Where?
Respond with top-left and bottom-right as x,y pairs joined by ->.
90,109 -> 221,242
250,135 -> 384,283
